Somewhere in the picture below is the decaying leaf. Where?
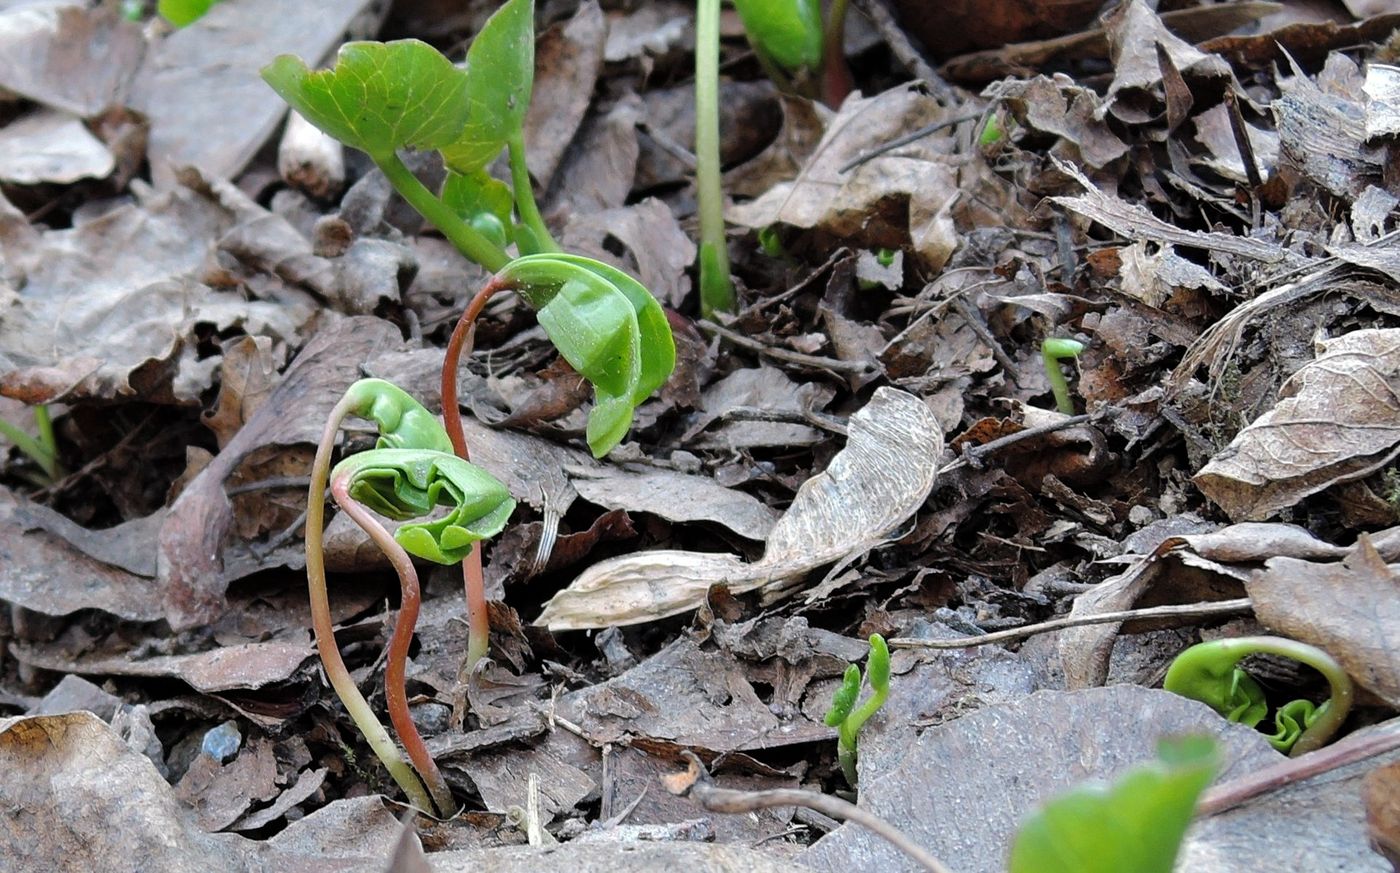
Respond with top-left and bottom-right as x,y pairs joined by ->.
0,109 -> 114,185
1247,535 -> 1400,707
523,0 -> 605,189
536,388 -> 942,630
1364,760 -> 1400,868
0,2 -> 145,116
728,84 -> 960,269
803,686 -> 1280,873
11,640 -> 312,695
1195,328 -> 1400,521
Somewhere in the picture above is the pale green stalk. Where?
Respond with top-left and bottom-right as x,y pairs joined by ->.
507,131 -> 558,253
695,0 -> 735,316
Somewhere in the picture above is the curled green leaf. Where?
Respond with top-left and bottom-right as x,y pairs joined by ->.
261,40 -> 471,161
333,448 -> 515,564
341,379 -> 454,455
442,169 -> 515,248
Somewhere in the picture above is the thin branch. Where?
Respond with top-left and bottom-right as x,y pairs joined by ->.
665,752 -> 954,873
698,320 -> 877,375
888,599 -> 1254,650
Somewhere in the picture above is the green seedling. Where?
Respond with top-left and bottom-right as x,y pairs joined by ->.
1009,735 -> 1218,873
0,404 -> 62,485
307,378 -> 515,815
1164,636 -> 1353,757
733,0 -> 852,107
261,0 -> 555,275
695,0 -> 736,317
823,633 -> 890,789
1041,337 -> 1085,415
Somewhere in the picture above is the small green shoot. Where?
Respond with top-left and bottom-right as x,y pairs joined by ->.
306,378 -> 515,815
1008,736 -> 1218,873
733,0 -> 852,107
1164,636 -> 1354,757
823,633 -> 890,788
0,404 -> 62,484
1041,337 -> 1085,415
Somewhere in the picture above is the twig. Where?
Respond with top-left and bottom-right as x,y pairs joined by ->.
838,112 -> 981,173
1198,720 -> 1400,816
664,751 -> 954,873
938,412 -> 1105,476
850,0 -> 960,105
698,320 -> 877,375
887,599 -> 1254,650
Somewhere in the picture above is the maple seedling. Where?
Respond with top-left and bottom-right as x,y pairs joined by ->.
1042,337 -> 1085,415
307,378 -> 515,815
1009,735 -> 1218,873
824,633 -> 891,789
1163,635 -> 1354,757
733,0 -> 852,107
261,0 -> 555,277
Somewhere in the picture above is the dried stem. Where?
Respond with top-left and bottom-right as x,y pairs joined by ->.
306,394 -> 432,811
330,473 -> 455,816
666,752 -> 952,873
441,277 -> 511,675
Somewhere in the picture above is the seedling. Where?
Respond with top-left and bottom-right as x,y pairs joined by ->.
157,0 -> 220,26
1009,735 -> 1218,873
0,403 -> 62,485
306,378 -> 515,815
823,633 -> 890,788
261,0 -> 555,277
1164,636 -> 1353,757
733,0 -> 852,107
1041,337 -> 1085,415
694,0 -> 736,317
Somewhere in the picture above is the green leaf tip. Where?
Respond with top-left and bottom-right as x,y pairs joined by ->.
440,0 -> 536,174
866,633 -> 890,693
333,448 -> 515,564
733,0 -> 823,71
1008,735 -> 1218,873
261,39 -> 471,160
824,663 -> 861,727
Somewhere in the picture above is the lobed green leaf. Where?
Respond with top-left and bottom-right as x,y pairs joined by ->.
733,0 -> 823,71
262,40 -> 471,161
439,0 -> 535,173
333,448 -> 515,564
1008,736 -> 1218,873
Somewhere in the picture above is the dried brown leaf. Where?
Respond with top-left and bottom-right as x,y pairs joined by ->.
536,388 -> 942,630
1247,536 -> 1400,707
524,0 -> 605,189
0,109 -> 113,185
0,2 -> 144,116
1195,328 -> 1400,521
1364,760 -> 1400,868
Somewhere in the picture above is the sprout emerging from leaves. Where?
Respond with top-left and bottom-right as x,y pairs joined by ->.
1042,337 -> 1085,415
823,634 -> 890,789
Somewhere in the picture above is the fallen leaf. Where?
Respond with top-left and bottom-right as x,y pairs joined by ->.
11,640 -> 313,695
175,739 -> 280,831
0,109 -> 113,184
1247,535 -> 1400,707
0,2 -> 144,116
523,0 -> 605,189
1195,328 -> 1400,521
1364,760 -> 1400,868
560,197 -> 696,309
537,388 -> 942,630
1100,0 -> 1231,123
426,843 -> 813,873
545,92 -> 639,216
687,366 -> 832,450
802,686 -> 1280,873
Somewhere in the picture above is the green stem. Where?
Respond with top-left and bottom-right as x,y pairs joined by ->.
1208,636 -> 1354,758
695,0 -> 735,317
374,152 -> 511,272
836,734 -> 859,788
0,408 -> 60,481
1042,338 -> 1084,415
307,394 -> 433,812
506,131 -> 557,254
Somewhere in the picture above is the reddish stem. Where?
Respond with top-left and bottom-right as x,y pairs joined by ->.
331,474 -> 455,816
441,277 -> 510,676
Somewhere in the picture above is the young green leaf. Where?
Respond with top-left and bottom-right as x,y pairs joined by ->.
824,664 -> 862,727
341,379 -> 454,455
865,633 -> 890,694
334,448 -> 516,564
733,0 -> 823,71
1008,736 -> 1218,873
158,0 -> 220,27
442,169 -> 516,248
439,0 -> 535,174
262,40 -> 471,161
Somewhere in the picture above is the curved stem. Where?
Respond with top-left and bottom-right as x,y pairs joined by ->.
820,0 -> 853,108
441,277 -> 511,677
1215,636 -> 1354,757
695,0 -> 735,316
506,131 -> 557,254
306,395 -> 432,812
374,152 -> 511,273
1042,339 -> 1083,415
0,408 -> 59,481
331,474 -> 456,816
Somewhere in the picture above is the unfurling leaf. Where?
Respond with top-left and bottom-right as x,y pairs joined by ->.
733,0 -> 823,71
333,449 -> 516,564
824,664 -> 861,727
341,378 -> 454,455
261,40 -> 470,161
